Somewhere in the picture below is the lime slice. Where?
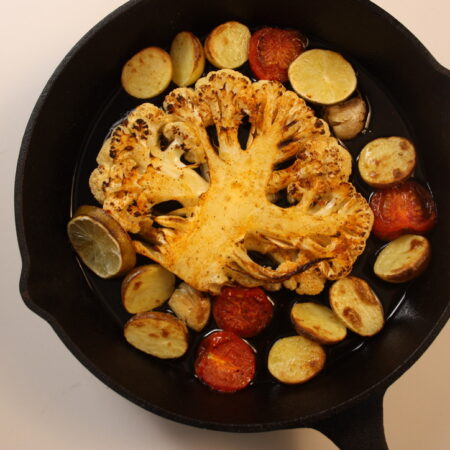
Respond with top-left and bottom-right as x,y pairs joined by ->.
67,205 -> 136,278
288,49 -> 357,105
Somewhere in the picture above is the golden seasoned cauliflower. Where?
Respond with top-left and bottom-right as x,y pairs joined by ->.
89,70 -> 373,294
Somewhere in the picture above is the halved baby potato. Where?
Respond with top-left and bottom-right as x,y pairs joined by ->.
358,137 -> 416,188
291,302 -> 347,344
329,276 -> 384,336
124,311 -> 188,359
121,46 -> 172,98
170,31 -> 205,86
121,264 -> 175,314
205,21 -> 251,69
288,49 -> 357,105
374,234 -> 431,283
168,282 -> 211,331
268,335 -> 326,384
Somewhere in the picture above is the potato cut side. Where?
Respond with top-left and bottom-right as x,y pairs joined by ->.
121,47 -> 172,98
358,137 -> 416,187
121,264 -> 176,314
323,96 -> 367,140
170,31 -> 205,86
124,311 -> 188,359
288,49 -> 357,105
205,21 -> 251,69
374,234 -> 430,283
169,282 -> 211,331
67,205 -> 136,279
291,302 -> 347,344
268,336 -> 326,384
329,276 -> 384,336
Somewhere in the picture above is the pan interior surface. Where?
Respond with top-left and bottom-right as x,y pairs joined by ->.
17,0 -> 450,431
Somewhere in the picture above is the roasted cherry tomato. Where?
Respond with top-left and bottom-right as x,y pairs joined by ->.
370,180 -> 437,241
194,331 -> 256,393
249,27 -> 306,82
213,286 -> 274,337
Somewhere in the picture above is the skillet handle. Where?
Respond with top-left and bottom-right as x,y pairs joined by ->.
312,391 -> 388,450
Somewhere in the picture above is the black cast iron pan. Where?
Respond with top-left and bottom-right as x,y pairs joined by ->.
14,0 -> 450,448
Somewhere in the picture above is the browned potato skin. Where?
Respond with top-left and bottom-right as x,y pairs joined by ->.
290,302 -> 347,345
329,276 -> 384,336
323,96 -> 367,140
124,311 -> 188,359
358,137 -> 416,188
267,336 -> 326,384
204,21 -> 250,69
374,235 -> 431,283
121,264 -> 175,314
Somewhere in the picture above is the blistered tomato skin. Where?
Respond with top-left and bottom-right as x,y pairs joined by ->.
213,287 -> 274,337
249,28 -> 306,82
370,180 -> 437,241
194,331 -> 256,393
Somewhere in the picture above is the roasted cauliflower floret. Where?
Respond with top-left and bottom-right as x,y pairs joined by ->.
90,69 -> 373,294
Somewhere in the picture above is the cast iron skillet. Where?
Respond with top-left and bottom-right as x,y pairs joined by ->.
15,0 -> 450,448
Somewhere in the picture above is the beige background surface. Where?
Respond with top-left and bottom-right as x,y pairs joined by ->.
1,1 -> 449,449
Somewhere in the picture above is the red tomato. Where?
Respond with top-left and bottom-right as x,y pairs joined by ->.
213,287 -> 274,337
194,331 -> 256,393
370,180 -> 437,241
249,27 -> 306,82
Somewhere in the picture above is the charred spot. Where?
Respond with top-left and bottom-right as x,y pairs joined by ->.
278,137 -> 296,149
209,73 -> 216,81
343,307 -> 362,327
314,119 -> 323,128
124,145 -> 134,151
133,281 -> 142,291
102,180 -> 110,190
166,104 -> 175,114
410,238 -> 424,250
284,120 -> 297,130
109,149 -> 117,159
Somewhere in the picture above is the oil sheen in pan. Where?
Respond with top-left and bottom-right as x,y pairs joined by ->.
70,34 -> 427,385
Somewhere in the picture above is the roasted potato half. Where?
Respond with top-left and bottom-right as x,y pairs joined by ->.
121,46 -> 172,98
168,282 -> 211,331
291,302 -> 347,344
205,21 -> 251,69
358,137 -> 416,188
374,234 -> 431,283
268,336 -> 326,384
323,96 -> 367,140
170,31 -> 205,87
124,311 -> 188,359
329,276 -> 384,336
121,264 -> 175,314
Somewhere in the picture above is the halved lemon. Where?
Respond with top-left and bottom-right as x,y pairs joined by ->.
288,49 -> 357,105
67,205 -> 136,279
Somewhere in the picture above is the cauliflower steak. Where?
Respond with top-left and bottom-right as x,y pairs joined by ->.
90,70 -> 373,294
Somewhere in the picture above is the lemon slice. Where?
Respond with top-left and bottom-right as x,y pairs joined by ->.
288,49 -> 357,105
67,205 -> 136,278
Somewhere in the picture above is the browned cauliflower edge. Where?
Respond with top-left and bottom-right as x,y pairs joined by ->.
89,69 -> 373,294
